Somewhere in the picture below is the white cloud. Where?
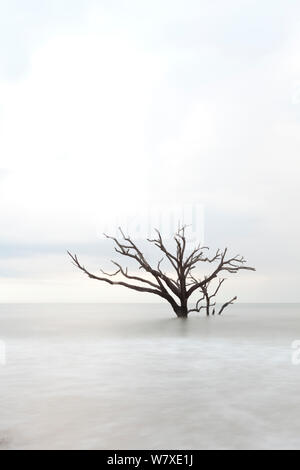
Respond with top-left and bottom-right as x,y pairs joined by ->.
0,1 -> 300,301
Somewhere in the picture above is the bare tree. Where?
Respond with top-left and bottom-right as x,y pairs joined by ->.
68,226 -> 255,318
187,278 -> 237,316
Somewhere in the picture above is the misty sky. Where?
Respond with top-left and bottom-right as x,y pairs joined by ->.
0,0 -> 300,303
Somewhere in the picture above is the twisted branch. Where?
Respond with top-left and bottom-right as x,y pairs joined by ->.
68,225 -> 255,318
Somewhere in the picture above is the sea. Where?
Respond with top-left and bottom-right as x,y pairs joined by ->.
0,303 -> 299,450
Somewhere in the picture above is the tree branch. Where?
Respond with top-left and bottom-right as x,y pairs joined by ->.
187,249 -> 255,298
218,296 -> 237,315
67,251 -> 165,298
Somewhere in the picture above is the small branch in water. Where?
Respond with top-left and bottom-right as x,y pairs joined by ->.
218,296 -> 237,315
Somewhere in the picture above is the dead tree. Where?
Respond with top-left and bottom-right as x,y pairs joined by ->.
68,226 -> 255,318
188,278 -> 237,316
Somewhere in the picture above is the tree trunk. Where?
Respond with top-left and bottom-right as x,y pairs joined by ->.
204,293 -> 210,316
173,303 -> 188,318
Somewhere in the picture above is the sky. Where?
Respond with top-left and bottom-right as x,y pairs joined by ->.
0,0 -> 300,303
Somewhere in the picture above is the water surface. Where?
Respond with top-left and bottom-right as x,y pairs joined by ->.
0,303 -> 299,450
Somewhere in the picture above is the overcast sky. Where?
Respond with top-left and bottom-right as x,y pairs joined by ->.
0,0 -> 300,303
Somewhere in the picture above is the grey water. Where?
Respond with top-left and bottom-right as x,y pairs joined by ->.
0,303 -> 300,450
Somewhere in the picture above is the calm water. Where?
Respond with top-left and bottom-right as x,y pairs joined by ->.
0,303 -> 300,450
